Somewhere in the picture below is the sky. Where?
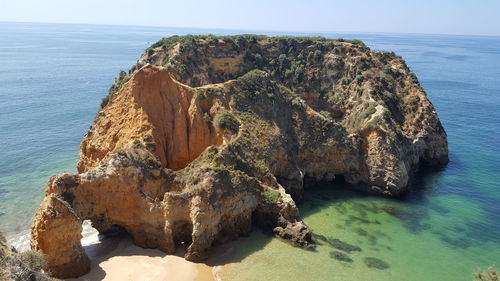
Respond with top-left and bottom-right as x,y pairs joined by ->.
0,0 -> 499,36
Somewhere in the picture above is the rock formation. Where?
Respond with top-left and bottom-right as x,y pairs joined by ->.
31,35 -> 448,278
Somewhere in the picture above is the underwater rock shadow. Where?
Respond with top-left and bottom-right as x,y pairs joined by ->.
396,164 -> 450,203
400,157 -> 500,246
298,183 -> 382,221
299,180 -> 441,238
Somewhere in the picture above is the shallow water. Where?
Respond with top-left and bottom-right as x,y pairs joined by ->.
0,22 -> 499,280
216,184 -> 499,281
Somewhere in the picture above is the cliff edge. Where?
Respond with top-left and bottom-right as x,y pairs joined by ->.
31,35 -> 448,278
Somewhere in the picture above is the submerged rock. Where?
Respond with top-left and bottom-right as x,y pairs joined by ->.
329,250 -> 353,262
30,35 -> 448,278
355,228 -> 368,236
327,238 -> 362,253
363,257 -> 390,269
382,205 -> 430,233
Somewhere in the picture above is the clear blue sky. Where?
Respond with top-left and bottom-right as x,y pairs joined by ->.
1,0 -> 499,36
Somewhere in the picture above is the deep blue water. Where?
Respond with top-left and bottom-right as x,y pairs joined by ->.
0,22 -> 499,280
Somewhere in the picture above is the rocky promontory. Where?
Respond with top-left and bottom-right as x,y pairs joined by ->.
30,35 -> 448,278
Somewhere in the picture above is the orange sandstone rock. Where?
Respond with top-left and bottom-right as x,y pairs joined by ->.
77,65 -> 224,173
31,194 -> 90,278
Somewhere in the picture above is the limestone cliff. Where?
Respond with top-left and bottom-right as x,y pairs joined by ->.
31,35 -> 448,278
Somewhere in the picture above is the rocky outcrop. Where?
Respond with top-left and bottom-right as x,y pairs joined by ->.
30,195 -> 89,278
31,35 -> 448,278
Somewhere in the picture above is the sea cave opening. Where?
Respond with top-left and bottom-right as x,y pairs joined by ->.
172,220 -> 193,247
302,173 -> 347,191
80,220 -> 130,255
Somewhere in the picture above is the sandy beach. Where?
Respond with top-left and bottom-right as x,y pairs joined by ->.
68,233 -> 216,281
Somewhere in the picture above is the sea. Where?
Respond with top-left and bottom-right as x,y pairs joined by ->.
0,22 -> 499,281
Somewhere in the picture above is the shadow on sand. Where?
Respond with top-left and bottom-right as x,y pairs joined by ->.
72,165 -> 450,279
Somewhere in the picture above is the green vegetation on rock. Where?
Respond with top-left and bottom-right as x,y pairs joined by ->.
262,188 -> 281,203
214,112 -> 240,134
101,70 -> 130,108
147,34 -> 365,52
0,232 -> 56,281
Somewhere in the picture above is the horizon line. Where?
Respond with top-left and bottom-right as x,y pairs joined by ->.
1,20 -> 500,38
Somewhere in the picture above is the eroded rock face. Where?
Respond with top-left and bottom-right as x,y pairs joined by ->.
30,194 -> 90,278
32,145 -> 281,277
32,35 -> 448,278
77,66 -> 224,172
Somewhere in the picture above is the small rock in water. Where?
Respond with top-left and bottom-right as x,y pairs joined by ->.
326,238 -> 362,253
438,234 -> 472,249
382,206 -> 397,215
348,215 -> 372,224
367,235 -> 378,246
329,250 -> 353,262
355,228 -> 368,236
363,257 -> 390,269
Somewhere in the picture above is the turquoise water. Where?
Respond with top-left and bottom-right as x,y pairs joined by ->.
0,22 -> 499,280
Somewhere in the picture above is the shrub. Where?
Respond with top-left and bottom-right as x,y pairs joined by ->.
239,69 -> 268,84
355,75 -> 364,84
132,139 -> 144,149
360,104 -> 377,120
408,71 -> 420,85
291,97 -> 306,109
214,112 -> 240,134
349,39 -> 364,45
17,251 -> 46,272
384,65 -> 395,76
210,164 -> 234,174
195,89 -> 205,99
238,69 -> 274,97
0,249 -> 53,281
377,76 -> 393,91
320,110 -> 332,120
294,64 -> 305,81
313,49 -> 322,60
100,95 -> 111,108
278,54 -> 287,64
189,176 -> 200,185
244,52 -> 265,68
327,93 -> 341,105
102,70 -> 130,108
203,112 -> 212,125
262,188 -> 281,203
